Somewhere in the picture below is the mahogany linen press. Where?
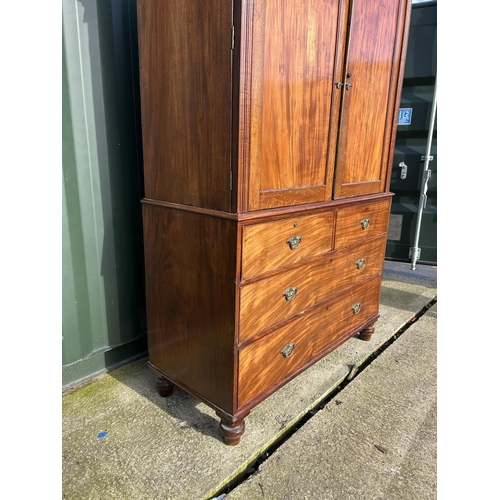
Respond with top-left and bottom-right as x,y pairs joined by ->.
136,0 -> 412,444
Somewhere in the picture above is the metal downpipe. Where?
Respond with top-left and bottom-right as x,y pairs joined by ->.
410,73 -> 437,270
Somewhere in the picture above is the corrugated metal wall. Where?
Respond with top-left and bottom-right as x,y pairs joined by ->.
62,0 -> 146,390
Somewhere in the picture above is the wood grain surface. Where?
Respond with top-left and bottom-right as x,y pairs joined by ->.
244,0 -> 343,210
335,199 -> 391,248
239,234 -> 387,343
238,274 -> 382,408
334,0 -> 404,199
137,0 -> 233,210
142,204 -> 238,412
241,211 -> 334,279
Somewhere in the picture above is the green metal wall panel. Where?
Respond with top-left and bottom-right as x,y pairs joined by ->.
62,0 -> 146,390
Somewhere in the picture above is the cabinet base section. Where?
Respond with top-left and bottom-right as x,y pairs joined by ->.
147,311 -> 379,445
237,275 -> 383,409
147,361 -> 251,445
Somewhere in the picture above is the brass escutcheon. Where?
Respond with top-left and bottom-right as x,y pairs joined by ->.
286,234 -> 303,250
356,258 -> 366,270
352,303 -> 362,315
360,218 -> 371,230
280,343 -> 296,358
283,286 -> 299,301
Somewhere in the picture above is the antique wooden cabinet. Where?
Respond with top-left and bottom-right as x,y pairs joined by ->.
137,0 -> 411,445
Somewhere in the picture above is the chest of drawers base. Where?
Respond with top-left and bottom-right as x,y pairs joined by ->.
142,195 -> 391,445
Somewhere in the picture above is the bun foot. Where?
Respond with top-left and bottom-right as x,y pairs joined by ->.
154,376 -> 174,397
359,325 -> 375,341
218,416 -> 246,446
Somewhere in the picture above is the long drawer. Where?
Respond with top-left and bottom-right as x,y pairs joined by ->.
239,235 -> 386,343
237,275 -> 382,408
240,212 -> 334,280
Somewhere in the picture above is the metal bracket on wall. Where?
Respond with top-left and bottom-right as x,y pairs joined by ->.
409,246 -> 421,260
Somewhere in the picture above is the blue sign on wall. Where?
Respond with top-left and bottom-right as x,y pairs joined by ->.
398,108 -> 412,125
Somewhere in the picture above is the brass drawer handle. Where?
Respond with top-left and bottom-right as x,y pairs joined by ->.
356,258 -> 366,270
283,286 -> 299,301
360,218 -> 371,230
352,303 -> 362,315
286,234 -> 303,250
280,343 -> 296,358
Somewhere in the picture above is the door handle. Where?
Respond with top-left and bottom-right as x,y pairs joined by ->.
399,162 -> 408,180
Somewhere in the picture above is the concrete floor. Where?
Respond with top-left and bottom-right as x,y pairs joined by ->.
62,261 -> 437,500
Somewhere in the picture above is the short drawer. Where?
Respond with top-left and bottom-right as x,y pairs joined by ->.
240,212 -> 333,280
335,200 -> 391,249
238,275 -> 382,408
239,235 -> 386,343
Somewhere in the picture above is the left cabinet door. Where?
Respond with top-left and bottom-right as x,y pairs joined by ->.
137,0 -> 234,211
240,0 -> 345,211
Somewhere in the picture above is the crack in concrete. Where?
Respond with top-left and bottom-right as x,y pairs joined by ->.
209,296 -> 437,499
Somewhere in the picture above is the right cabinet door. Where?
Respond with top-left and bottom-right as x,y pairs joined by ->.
333,0 -> 409,200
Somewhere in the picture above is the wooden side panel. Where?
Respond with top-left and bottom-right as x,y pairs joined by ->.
334,0 -> 406,199
142,205 -> 238,413
245,0 -> 343,210
137,0 -> 233,210
238,275 -> 382,408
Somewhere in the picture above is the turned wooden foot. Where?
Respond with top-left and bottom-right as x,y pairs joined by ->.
217,415 -> 246,446
154,376 -> 175,397
359,324 -> 375,341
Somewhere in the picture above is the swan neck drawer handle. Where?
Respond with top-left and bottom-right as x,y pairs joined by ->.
360,218 -> 371,230
286,234 -> 303,250
280,343 -> 296,358
283,286 -> 299,301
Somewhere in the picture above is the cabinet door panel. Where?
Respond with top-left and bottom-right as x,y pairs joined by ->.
244,0 -> 343,211
334,0 -> 406,199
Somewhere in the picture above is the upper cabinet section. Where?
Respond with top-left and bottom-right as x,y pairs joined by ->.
137,0 -> 410,213
137,0 -> 234,211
